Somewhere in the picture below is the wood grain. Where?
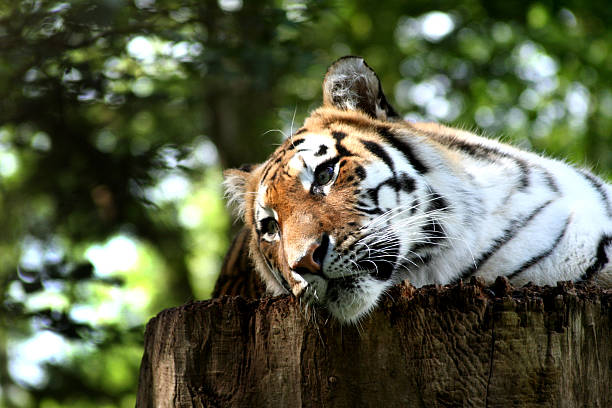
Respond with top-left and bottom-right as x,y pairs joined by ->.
137,278 -> 611,407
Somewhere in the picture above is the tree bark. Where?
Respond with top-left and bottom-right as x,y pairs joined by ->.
136,278 -> 611,407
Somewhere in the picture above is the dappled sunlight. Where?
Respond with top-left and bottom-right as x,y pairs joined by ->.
395,11 -> 456,46
420,11 -> 455,42
0,150 -> 19,178
84,235 -> 170,322
8,330 -> 70,388
181,169 -> 230,299
145,173 -> 192,204
86,236 -> 139,275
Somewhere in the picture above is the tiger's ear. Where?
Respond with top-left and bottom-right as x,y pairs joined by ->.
322,56 -> 399,120
223,165 -> 256,221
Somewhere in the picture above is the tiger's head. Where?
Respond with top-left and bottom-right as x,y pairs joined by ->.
224,57 -> 448,323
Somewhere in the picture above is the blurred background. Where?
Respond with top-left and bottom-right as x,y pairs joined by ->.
1,0 -> 611,406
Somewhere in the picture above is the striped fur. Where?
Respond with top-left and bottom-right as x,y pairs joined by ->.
212,227 -> 265,298
224,57 -> 612,323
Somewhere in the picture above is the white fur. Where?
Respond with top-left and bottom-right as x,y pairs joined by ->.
223,171 -> 250,220
293,127 -> 612,323
399,130 -> 612,287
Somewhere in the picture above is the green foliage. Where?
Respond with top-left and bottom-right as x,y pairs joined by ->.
0,0 -> 610,406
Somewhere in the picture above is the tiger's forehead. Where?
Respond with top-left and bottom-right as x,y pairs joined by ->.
287,133 -> 335,171
259,132 -> 336,183
254,132 -> 340,210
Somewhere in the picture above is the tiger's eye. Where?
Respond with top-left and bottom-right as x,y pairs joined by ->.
314,166 -> 334,186
261,218 -> 279,236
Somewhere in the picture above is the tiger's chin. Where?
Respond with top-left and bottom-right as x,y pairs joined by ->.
301,274 -> 393,324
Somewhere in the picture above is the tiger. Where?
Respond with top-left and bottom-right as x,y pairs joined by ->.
222,56 -> 612,323
213,226 -> 265,299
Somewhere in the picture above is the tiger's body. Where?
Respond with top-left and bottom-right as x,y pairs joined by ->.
224,56 -> 612,323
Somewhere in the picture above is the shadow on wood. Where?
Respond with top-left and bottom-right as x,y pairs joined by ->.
136,278 -> 611,407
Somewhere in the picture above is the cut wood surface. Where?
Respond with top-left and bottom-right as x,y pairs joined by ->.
136,278 -> 611,407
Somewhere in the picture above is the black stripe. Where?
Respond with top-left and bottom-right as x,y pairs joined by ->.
315,145 -> 328,156
540,168 -> 560,193
399,173 -> 416,193
378,126 -> 429,174
356,200 -> 371,207
294,128 -> 308,135
434,135 -> 503,161
355,165 -> 366,180
366,187 -> 379,206
251,204 -> 256,238
580,235 -> 612,281
578,170 -> 612,217
356,206 -> 383,215
409,190 -> 450,253
424,218 -> 446,240
268,168 -> 280,182
433,134 -> 531,189
332,131 -> 354,157
363,176 -> 414,207
507,217 -> 571,279
332,131 -> 346,141
361,140 -> 395,172
262,149 -> 287,181
411,217 -> 446,253
286,138 -> 305,150
361,139 -> 423,204
410,198 -> 419,215
360,237 -> 399,281
314,156 -> 340,172
515,159 -> 530,190
454,200 -> 554,282
261,163 -> 273,181
429,191 -> 450,213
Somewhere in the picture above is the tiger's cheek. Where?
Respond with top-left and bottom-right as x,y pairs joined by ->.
260,236 -> 289,270
262,242 -> 283,272
254,238 -> 274,266
319,161 -> 370,251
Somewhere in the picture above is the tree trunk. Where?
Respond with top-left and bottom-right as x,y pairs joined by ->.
136,278 -> 611,407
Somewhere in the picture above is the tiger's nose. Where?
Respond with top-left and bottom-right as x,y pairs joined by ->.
291,233 -> 329,276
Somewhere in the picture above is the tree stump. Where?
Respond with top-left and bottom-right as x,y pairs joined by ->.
136,279 -> 611,407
